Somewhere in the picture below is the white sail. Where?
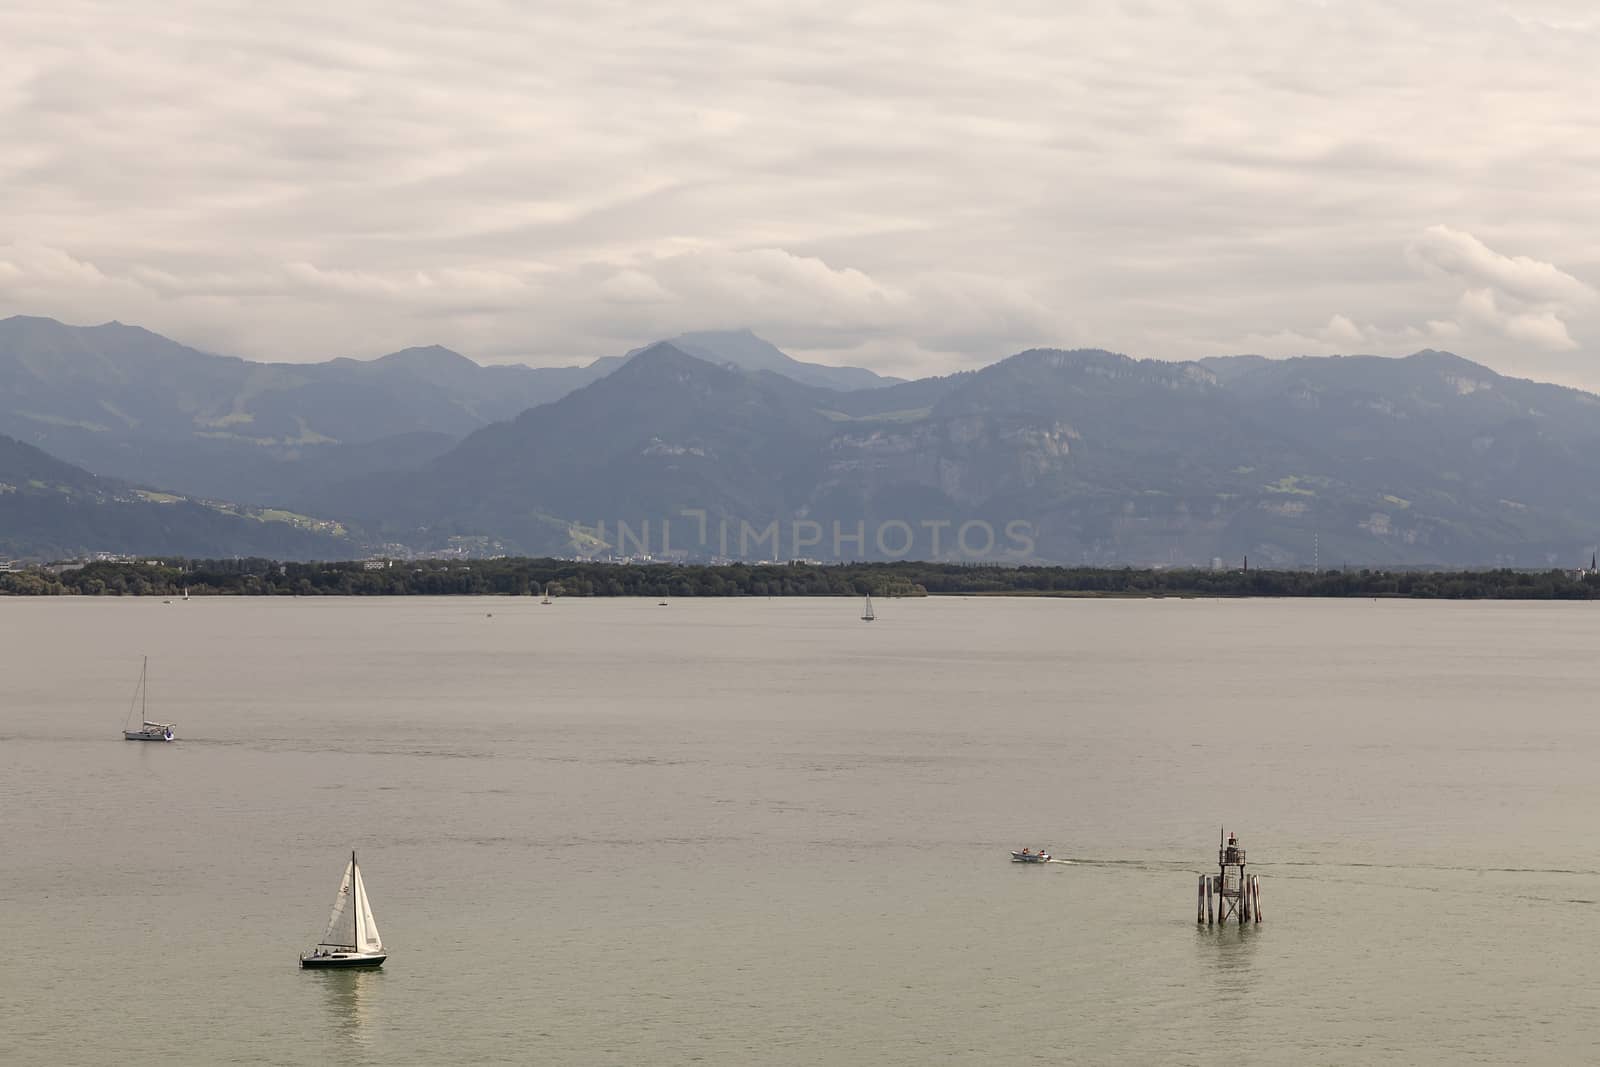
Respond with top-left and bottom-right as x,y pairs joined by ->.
353,864 -> 383,952
318,861 -> 358,949
351,865 -> 367,951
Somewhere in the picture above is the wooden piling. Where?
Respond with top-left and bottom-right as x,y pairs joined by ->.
1206,875 -> 1214,925
1197,876 -> 1205,924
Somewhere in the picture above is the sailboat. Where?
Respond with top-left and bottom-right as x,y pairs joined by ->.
122,657 -> 175,741
182,586 -> 190,601
541,584 -> 552,605
300,851 -> 387,969
861,595 -> 875,621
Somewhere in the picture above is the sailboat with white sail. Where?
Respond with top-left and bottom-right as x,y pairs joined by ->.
301,851 -> 387,969
122,657 -> 175,741
541,584 -> 552,605
861,595 -> 875,621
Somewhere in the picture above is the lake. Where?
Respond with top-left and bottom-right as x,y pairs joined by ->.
3,595 -> 1598,1064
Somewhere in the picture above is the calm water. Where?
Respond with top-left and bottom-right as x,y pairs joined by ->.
4,596 -> 1600,1065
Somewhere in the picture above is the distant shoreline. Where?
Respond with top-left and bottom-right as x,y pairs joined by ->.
4,558 -> 1599,601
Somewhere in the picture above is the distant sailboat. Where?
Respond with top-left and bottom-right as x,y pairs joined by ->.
541,584 -> 552,605
182,586 -> 190,601
122,657 -> 175,741
861,595 -> 875,621
301,851 -> 387,969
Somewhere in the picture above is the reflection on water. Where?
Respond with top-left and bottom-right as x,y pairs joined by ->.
316,969 -> 381,1051
1194,924 -> 1260,1036
1195,923 -> 1261,975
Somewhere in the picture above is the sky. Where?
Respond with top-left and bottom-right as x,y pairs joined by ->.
2,0 -> 1597,385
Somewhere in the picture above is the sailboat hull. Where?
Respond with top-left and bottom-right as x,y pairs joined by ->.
300,952 -> 386,969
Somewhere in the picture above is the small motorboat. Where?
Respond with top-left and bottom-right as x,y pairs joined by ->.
1010,849 -> 1051,863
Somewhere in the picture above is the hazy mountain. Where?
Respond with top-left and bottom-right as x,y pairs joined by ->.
0,316 -> 606,503
1186,350 -> 1600,562
658,329 -> 901,390
0,316 -> 893,507
321,343 -> 843,551
588,329 -> 903,390
0,434 -> 354,560
11,313 -> 1600,566
334,346 -> 1600,567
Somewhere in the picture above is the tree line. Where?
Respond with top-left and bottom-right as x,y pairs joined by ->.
5,558 -> 1600,599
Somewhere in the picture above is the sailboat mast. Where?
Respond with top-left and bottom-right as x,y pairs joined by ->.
142,656 -> 148,722
352,850 -> 361,950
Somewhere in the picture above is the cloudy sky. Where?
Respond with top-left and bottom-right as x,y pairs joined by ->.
2,0 -> 1597,384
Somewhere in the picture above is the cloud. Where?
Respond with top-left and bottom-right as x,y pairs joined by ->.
1408,225 -> 1594,307
1,1 -> 1599,384
597,269 -> 671,306
1457,287 -> 1578,351
1322,314 -> 1365,346
1231,225 -> 1595,362
1408,228 -> 1595,352
0,243 -> 152,315
591,248 -> 1068,365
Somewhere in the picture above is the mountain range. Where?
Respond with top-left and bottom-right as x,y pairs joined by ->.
0,317 -> 899,507
0,433 -> 351,560
4,313 -> 1600,567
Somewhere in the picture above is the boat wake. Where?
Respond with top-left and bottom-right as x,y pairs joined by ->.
1053,857 -> 1200,873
